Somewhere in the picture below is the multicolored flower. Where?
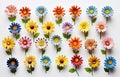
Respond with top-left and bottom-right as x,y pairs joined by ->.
40,56 -> 51,73
36,6 -> 47,24
24,55 -> 36,74
102,6 -> 113,18
7,57 -> 19,74
56,55 -> 68,71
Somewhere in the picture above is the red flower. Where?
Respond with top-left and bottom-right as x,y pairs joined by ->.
71,55 -> 83,67
19,7 -> 31,18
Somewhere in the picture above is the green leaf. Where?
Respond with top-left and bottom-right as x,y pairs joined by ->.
84,32 -> 88,39
56,18 -> 62,25
84,68 -> 92,73
25,48 -> 28,55
57,65 -> 63,71
22,18 -> 30,24
39,17 -> 43,24
57,47 -> 61,52
10,69 -> 16,74
73,50 -> 79,54
8,16 -> 16,22
72,18 -> 75,22
27,69 -> 32,73
42,49 -> 46,55
34,33 -> 40,38
69,68 -> 76,73
63,33 -> 71,39
16,34 -> 20,40
6,51 -> 12,55
31,67 -> 35,71
104,68 -> 109,72
92,18 -> 97,23
101,49 -> 106,55
45,66 -> 50,72
44,34 -> 49,38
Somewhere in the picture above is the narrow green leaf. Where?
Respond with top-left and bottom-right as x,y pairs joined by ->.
101,49 -> 106,55
63,33 -> 67,38
92,18 -> 97,23
72,18 -> 75,22
69,68 -> 76,73
8,16 -> 16,22
84,68 -> 92,73
57,47 -> 61,52
104,68 -> 109,72
39,17 -> 43,24
16,34 -> 20,40
44,34 -> 49,38
34,33 -> 40,38
6,51 -> 12,55
42,49 -> 46,55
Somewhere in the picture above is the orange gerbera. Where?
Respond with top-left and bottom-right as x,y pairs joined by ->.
53,6 -> 65,18
19,7 -> 31,18
69,37 -> 82,50
69,5 -> 82,17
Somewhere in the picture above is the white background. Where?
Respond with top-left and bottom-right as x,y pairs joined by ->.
0,0 -> 120,77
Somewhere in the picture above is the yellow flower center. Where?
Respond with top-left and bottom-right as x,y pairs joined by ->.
44,59 -> 48,64
7,41 -> 11,45
23,11 -> 27,14
65,25 -> 70,30
108,60 -> 112,64
82,25 -> 86,29
75,58 -> 79,62
13,26 -> 17,30
99,25 -> 104,30
23,40 -> 27,45
39,41 -> 45,46
9,8 -> 14,13
28,59 -> 32,64
11,61 -> 15,66
30,25 -> 34,29
54,37 -> 60,43
60,59 -> 64,64
39,10 -> 44,14
89,9 -> 94,14
105,10 -> 110,14
105,41 -> 110,46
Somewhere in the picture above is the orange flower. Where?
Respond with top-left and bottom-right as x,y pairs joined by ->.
69,5 -> 82,17
53,6 -> 65,18
19,7 -> 31,18
69,37 -> 82,50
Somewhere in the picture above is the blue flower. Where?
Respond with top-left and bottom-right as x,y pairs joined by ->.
51,35 -> 62,46
102,6 -> 113,18
7,57 -> 19,70
104,56 -> 116,69
40,56 -> 51,66
86,6 -> 97,17
9,22 -> 21,34
35,6 -> 48,17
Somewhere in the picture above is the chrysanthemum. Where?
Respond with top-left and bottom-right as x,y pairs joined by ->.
5,5 -> 17,16
102,6 -> 113,18
51,35 -> 62,46
86,6 -> 97,17
40,56 -> 51,67
102,37 -> 114,49
88,56 -> 100,68
104,56 -> 116,69
96,22 -> 107,32
36,6 -> 47,17
62,22 -> 73,34
78,21 -> 90,32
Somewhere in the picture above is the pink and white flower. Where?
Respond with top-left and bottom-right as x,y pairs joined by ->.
96,22 -> 107,32
5,5 -> 17,16
102,37 -> 114,49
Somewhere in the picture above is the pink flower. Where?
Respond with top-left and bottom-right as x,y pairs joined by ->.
96,22 -> 107,32
5,5 -> 17,16
102,37 -> 114,49
19,36 -> 32,49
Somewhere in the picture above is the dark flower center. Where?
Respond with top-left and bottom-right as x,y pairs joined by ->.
23,40 -> 27,45
28,60 -> 32,64
30,25 -> 34,29
60,59 -> 64,64
47,26 -> 51,30
57,10 -> 62,14
92,60 -> 96,64
105,41 -> 110,46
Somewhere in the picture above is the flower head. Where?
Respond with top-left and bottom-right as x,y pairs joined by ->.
40,56 -> 51,66
102,37 -> 114,49
62,22 -> 73,34
7,57 -> 19,70
69,37 -> 82,50
51,35 -> 62,46
85,39 -> 97,51
36,6 -> 47,17
86,6 -> 97,17
56,55 -> 68,67
5,5 -> 17,16
78,21 -> 90,32
96,22 -> 107,32
88,56 -> 100,68
24,55 -> 36,68
2,36 -> 15,50
19,36 -> 32,49
19,6 -> 31,18
42,21 -> 55,34
102,6 -> 113,18
25,20 -> 38,34
104,56 -> 116,69
69,5 -> 82,17
71,55 -> 83,67
9,22 -> 21,34
53,6 -> 65,18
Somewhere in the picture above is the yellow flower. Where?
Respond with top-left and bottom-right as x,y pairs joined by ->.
25,20 -> 38,34
24,55 -> 36,68
42,21 -> 55,34
88,56 -> 100,68
2,36 -> 15,50
56,55 -> 68,67
78,21 -> 90,32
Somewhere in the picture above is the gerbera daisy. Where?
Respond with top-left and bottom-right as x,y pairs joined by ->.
102,6 -> 113,18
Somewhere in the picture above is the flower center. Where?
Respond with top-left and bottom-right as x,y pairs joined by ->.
30,25 -> 34,29
89,42 -> 93,46
39,40 -> 45,46
47,26 -> 51,30
39,9 -> 44,14
23,40 -> 27,45
105,10 -> 110,14
44,59 -> 48,64
28,59 -> 32,64
23,10 -> 27,15
9,8 -> 14,13
89,9 -> 94,14
54,37 -> 60,43
65,25 -> 70,30
60,59 -> 64,64
92,60 -> 96,64
57,10 -> 61,14
75,58 -> 79,62
11,61 -> 15,66
99,25 -> 104,30
82,25 -> 86,29
7,41 -> 11,45
13,26 -> 17,30
73,41 -> 77,46
108,60 -> 112,64
105,41 -> 110,46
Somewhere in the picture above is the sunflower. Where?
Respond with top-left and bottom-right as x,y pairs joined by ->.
88,56 -> 100,68
2,36 -> 15,50
78,21 -> 90,32
25,20 -> 38,34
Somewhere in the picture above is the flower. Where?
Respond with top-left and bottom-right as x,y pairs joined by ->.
51,35 -> 62,46
96,22 -> 107,32
53,6 -> 65,18
71,55 -> 83,67
104,56 -> 116,69
86,6 -> 97,17
102,6 -> 113,18
88,56 -> 100,68
25,20 -> 38,34
85,39 -> 97,51
19,6 -> 31,18
69,5 -> 81,17
69,37 -> 82,50
78,21 -> 90,32
9,22 -> 21,34
5,5 -> 17,16
102,37 -> 114,49
36,6 -> 47,17
40,56 -> 51,66
62,22 -> 73,34
2,36 -> 15,50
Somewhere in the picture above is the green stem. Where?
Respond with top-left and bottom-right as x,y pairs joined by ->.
91,68 -> 93,76
75,67 -> 79,76
89,50 -> 93,56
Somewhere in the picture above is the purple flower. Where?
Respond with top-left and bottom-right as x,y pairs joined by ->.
62,22 -> 73,34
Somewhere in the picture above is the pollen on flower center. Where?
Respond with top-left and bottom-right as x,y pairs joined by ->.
65,25 -> 70,30
13,26 -> 18,30
54,38 -> 59,43
23,11 -> 27,14
30,25 -> 34,29
28,59 -> 32,64
105,10 -> 110,14
82,25 -> 86,29
39,41 -> 45,46
108,60 -> 112,64
7,41 -> 11,45
75,58 -> 79,62
11,61 -> 15,66
99,25 -> 104,30
44,59 -> 48,64
105,41 -> 110,46
89,9 -> 94,14
23,40 -> 27,45
39,9 -> 44,14
60,59 -> 64,64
